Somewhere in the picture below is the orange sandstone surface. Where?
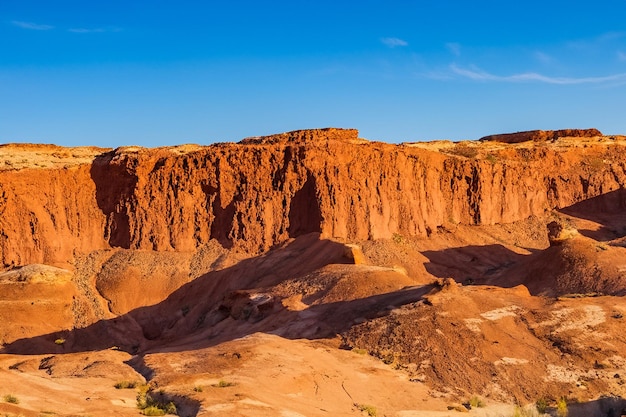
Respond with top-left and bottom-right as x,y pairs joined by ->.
1,128 -> 625,266
0,128 -> 626,417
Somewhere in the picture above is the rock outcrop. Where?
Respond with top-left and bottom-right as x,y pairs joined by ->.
479,128 -> 602,143
547,219 -> 578,245
2,128 -> 626,413
1,127 -> 626,267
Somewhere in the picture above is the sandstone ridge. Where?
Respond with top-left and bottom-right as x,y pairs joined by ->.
2,127 -> 626,417
1,127 -> 626,267
238,127 -> 361,145
479,128 -> 603,143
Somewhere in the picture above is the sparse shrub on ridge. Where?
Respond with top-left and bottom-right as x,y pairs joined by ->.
583,156 -> 605,173
212,380 -> 235,388
485,153 -> 498,164
556,397 -> 568,417
114,380 -> 137,389
512,405 -> 539,417
469,395 -> 485,408
445,143 -> 478,159
142,406 -> 166,416
356,403 -> 377,416
136,385 -> 177,416
164,402 -> 177,415
392,233 -> 404,244
3,394 -> 19,404
535,398 -> 548,414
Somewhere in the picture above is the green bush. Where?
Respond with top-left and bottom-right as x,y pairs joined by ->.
142,406 -> 166,416
357,404 -> 377,417
469,395 -> 485,408
114,380 -> 137,389
392,233 -> 405,244
164,402 -> 177,415
136,387 -> 177,415
556,397 -> 568,417
535,398 -> 548,414
212,380 -> 235,388
3,394 -> 19,404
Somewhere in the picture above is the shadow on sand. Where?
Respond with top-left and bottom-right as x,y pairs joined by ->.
7,189 -> 626,356
566,396 -> 626,417
421,243 -> 529,287
1,233 -> 438,417
559,188 -> 626,241
2,233 -> 433,357
4,189 -> 626,416
421,188 -> 626,294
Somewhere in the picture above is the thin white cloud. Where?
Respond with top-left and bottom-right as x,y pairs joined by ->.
597,31 -> 626,42
11,20 -> 54,30
534,51 -> 554,64
618,51 -> 626,62
446,42 -> 461,57
68,27 -> 121,33
450,64 -> 626,85
68,28 -> 105,33
567,31 -> 626,50
381,37 -> 408,48
421,70 -> 454,81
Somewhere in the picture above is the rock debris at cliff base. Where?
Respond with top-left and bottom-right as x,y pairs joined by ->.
1,127 -> 626,417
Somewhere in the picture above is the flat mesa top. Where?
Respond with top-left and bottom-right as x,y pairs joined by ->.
0,143 -> 111,170
2,128 -> 626,171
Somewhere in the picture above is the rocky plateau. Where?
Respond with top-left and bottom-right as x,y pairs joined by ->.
1,128 -> 626,417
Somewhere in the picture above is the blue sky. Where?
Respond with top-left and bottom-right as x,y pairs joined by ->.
2,1 -> 626,147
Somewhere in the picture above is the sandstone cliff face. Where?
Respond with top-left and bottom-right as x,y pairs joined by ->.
1,128 -> 626,267
0,166 -> 108,267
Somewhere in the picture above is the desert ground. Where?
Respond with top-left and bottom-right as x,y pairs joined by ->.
1,128 -> 626,417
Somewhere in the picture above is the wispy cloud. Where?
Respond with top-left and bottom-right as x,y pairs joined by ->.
11,20 -> 54,30
381,37 -> 408,48
618,51 -> 626,62
567,31 -> 626,50
421,70 -> 454,81
68,27 -> 121,33
446,42 -> 461,57
450,64 -> 626,85
11,20 -> 121,33
534,51 -> 554,64
597,31 -> 626,42
68,28 -> 105,33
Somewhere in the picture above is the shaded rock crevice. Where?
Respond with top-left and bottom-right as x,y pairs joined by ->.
2,128 -> 626,266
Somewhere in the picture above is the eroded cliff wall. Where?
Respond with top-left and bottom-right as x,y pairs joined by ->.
0,165 -> 108,267
1,128 -> 626,267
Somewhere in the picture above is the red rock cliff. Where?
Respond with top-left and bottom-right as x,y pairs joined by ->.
1,128 -> 626,267
479,128 -> 603,143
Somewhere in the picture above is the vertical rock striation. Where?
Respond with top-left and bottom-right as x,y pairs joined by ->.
1,128 -> 625,267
